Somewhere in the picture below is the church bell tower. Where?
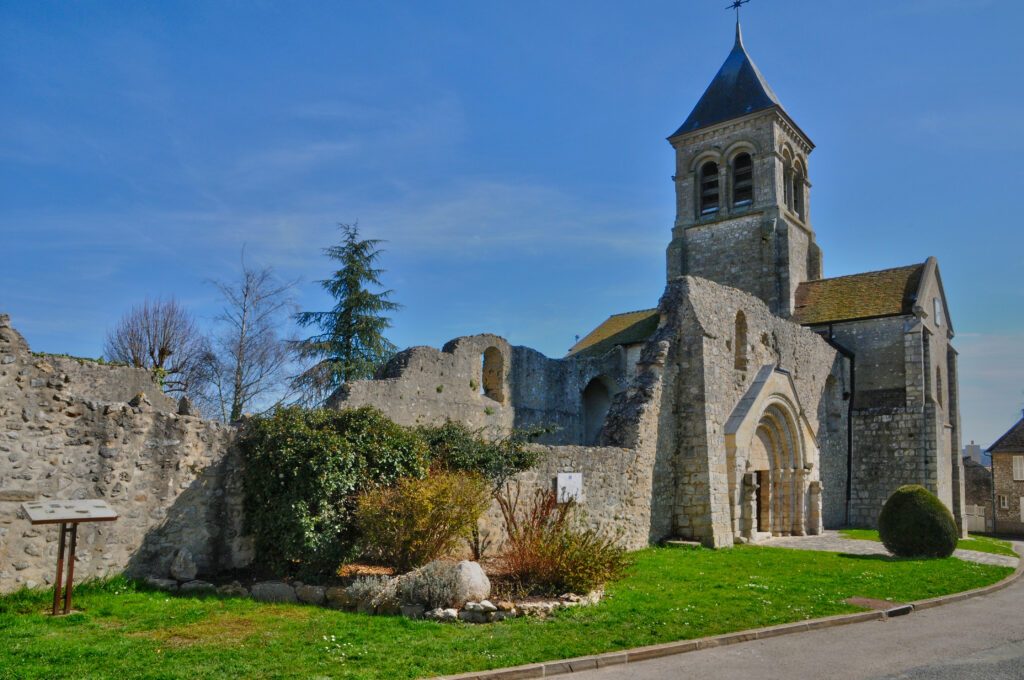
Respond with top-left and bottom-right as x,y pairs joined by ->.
666,20 -> 821,317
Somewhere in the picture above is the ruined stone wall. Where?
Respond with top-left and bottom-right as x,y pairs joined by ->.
0,314 -> 247,593
675,277 -> 839,545
477,444 -> 657,553
331,333 -> 624,446
43,356 -> 176,413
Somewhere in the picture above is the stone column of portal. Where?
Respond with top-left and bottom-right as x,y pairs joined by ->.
786,466 -> 794,536
772,468 -> 783,535
741,472 -> 758,539
808,480 -> 823,535
792,467 -> 807,536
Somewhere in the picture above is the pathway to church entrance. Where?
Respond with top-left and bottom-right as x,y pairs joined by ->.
764,530 -> 1019,568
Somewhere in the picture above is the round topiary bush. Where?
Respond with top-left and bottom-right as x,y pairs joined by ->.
877,484 -> 959,558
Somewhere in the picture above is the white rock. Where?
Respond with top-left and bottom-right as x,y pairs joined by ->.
479,599 -> 497,612
451,561 -> 490,608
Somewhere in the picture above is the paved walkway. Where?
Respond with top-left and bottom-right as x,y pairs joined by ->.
573,542 -> 1024,680
763,530 -> 1020,568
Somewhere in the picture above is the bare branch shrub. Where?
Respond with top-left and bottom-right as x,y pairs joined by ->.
104,297 -> 210,396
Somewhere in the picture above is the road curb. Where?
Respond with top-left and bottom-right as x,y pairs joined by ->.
437,545 -> 1023,680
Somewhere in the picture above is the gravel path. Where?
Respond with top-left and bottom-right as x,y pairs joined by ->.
762,530 -> 1019,568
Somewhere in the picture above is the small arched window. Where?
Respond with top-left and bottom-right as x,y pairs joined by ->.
782,150 -> 794,210
792,160 -> 805,219
734,311 -> 748,371
699,161 -> 720,215
732,153 -> 753,207
936,366 -> 943,407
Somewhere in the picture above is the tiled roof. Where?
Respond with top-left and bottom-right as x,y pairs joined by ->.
567,309 -> 659,358
670,22 -> 784,137
793,263 -> 925,326
989,416 -> 1024,453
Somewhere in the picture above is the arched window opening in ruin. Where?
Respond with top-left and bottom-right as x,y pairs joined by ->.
480,347 -> 504,403
699,161 -> 720,215
936,366 -> 943,407
732,152 -> 753,207
734,311 -> 748,371
792,160 -> 805,219
582,376 -> 614,446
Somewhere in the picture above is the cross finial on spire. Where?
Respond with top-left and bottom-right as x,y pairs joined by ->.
726,0 -> 751,45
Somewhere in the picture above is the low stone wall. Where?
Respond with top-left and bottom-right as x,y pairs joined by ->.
0,314 -> 248,593
477,443 -> 657,554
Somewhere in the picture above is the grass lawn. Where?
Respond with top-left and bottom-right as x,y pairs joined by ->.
838,529 -> 1018,557
0,546 -> 1011,680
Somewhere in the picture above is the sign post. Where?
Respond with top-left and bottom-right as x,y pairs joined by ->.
21,500 -> 118,615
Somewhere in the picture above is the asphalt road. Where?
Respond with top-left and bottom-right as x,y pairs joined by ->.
574,564 -> 1024,679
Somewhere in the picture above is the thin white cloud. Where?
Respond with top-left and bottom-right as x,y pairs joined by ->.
957,332 -> 1024,448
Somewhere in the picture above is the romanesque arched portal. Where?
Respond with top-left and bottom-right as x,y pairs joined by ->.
725,366 -> 823,542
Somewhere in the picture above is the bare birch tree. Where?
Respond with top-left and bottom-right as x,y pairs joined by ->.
200,257 -> 296,421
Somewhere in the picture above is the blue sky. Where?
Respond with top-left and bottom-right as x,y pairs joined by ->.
1,0 -> 1021,446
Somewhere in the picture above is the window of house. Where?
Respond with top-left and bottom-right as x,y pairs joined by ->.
732,153 -> 753,207
999,494 -> 1009,510
699,162 -> 720,215
1020,498 -> 1024,523
934,298 -> 944,326
936,366 -> 943,407
1013,455 -> 1024,481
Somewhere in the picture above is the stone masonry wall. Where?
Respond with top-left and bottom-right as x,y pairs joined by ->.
993,453 -> 1024,535
668,277 -> 839,545
848,408 -> 934,527
331,334 -> 623,446
477,444 -> 657,554
0,314 -> 247,593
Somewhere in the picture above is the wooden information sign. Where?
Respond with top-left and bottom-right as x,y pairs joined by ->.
22,499 -> 118,615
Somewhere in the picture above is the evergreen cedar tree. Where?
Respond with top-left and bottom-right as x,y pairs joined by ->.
291,223 -> 401,405
877,484 -> 959,558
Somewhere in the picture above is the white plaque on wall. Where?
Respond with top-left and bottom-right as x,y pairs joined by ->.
556,472 -> 583,503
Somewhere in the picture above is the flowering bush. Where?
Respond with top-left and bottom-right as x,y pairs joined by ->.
356,471 -> 492,571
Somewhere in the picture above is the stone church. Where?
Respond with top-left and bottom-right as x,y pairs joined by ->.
334,22 -> 966,547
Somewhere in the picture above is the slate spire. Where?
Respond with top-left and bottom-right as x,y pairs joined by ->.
670,18 -> 784,137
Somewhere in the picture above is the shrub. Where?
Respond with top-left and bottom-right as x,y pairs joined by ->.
418,420 -> 546,489
239,406 -> 429,577
356,471 -> 492,571
496,484 -> 630,596
878,484 -> 959,558
396,560 -> 461,609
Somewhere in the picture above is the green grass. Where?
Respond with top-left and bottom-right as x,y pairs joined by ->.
0,546 -> 1011,679
839,529 -> 1018,557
